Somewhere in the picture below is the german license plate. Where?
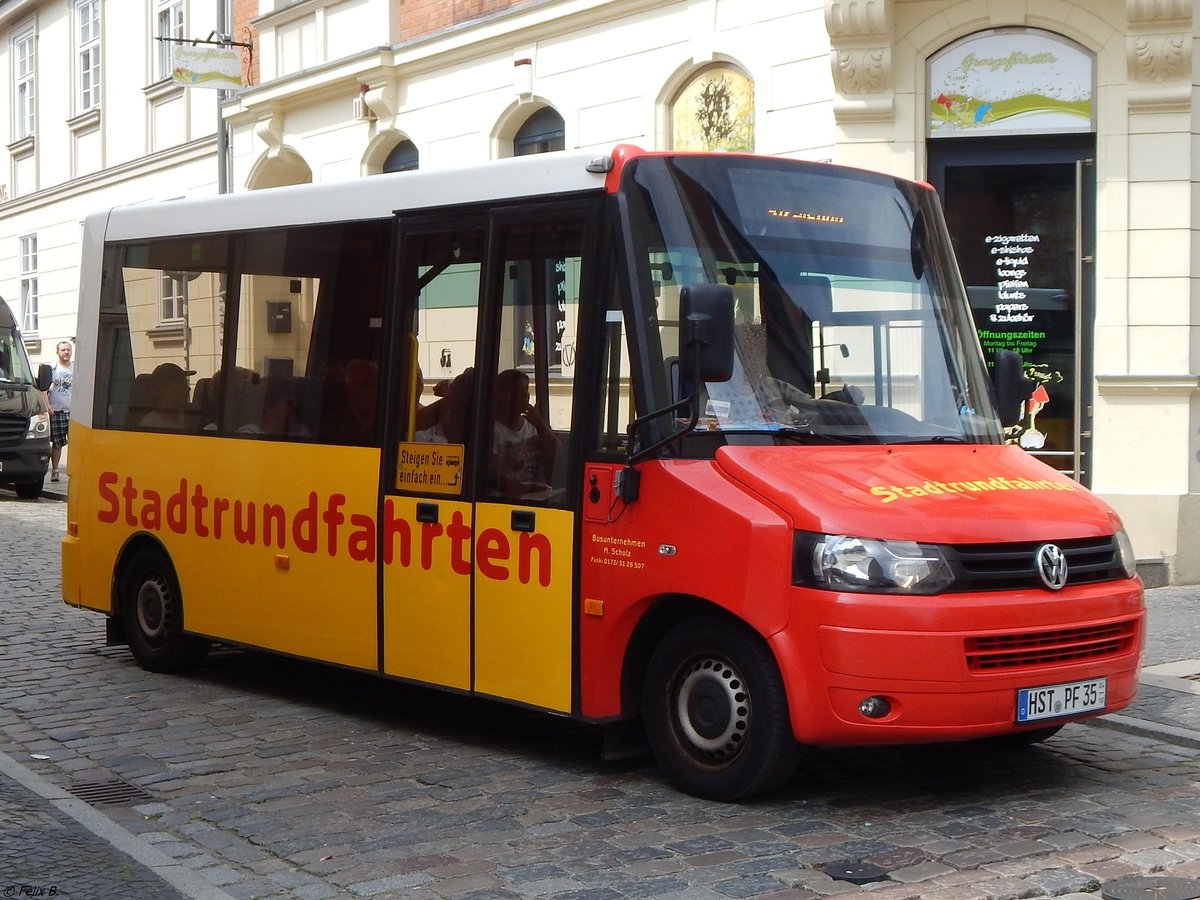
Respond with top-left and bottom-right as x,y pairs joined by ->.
1016,678 -> 1107,723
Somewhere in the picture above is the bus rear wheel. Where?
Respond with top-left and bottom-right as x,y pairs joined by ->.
642,618 -> 799,801
119,546 -> 210,673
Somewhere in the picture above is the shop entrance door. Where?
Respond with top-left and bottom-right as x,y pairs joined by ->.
929,138 -> 1096,485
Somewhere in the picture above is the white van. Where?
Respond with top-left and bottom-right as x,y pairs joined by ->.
0,297 -> 52,498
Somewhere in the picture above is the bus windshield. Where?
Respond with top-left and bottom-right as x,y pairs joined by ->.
621,155 -> 1002,447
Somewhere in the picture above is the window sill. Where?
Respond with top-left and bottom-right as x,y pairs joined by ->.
68,107 -> 101,135
147,321 -> 187,344
144,78 -> 184,103
6,135 -> 34,159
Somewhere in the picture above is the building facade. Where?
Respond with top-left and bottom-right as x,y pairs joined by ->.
2,0 -> 1198,582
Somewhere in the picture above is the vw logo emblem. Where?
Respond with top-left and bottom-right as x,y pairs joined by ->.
1036,543 -> 1069,591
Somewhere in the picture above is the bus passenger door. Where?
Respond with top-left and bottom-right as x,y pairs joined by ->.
472,208 -> 592,713
381,225 -> 484,691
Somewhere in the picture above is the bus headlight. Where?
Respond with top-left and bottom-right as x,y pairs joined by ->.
795,532 -> 954,594
27,411 -> 49,439
1115,528 -> 1137,579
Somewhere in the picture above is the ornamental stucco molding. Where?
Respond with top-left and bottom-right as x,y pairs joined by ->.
363,77 -> 400,128
1126,0 -> 1193,111
255,108 -> 285,160
825,0 -> 894,124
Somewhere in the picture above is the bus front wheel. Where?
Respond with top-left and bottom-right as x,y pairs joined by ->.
119,547 -> 210,673
642,618 -> 799,801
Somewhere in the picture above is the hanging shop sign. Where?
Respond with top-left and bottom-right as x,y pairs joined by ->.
172,43 -> 245,92
928,29 -> 1093,138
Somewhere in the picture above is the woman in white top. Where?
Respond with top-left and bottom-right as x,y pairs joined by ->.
489,368 -> 558,499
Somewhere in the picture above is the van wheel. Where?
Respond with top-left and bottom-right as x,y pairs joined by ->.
14,478 -> 43,500
642,618 -> 799,801
119,546 -> 210,673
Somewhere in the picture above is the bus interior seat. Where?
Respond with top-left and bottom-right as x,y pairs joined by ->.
292,375 -> 324,438
786,274 -> 833,322
126,373 -> 156,427
235,379 -> 266,431
192,377 -> 216,427
762,275 -> 832,395
191,376 -> 210,408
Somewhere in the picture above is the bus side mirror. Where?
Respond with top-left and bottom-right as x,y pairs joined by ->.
992,349 -> 1034,428
680,284 -> 734,384
621,284 -> 735,482
36,363 -> 52,393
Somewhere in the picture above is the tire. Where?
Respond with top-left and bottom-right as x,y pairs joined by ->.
119,546 -> 210,673
14,478 -> 43,500
642,617 -> 799,801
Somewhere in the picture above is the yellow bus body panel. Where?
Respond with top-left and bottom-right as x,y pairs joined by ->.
381,496 -> 472,690
472,503 -> 573,713
66,426 -> 380,671
63,424 -> 111,614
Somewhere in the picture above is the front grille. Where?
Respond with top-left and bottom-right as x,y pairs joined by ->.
0,412 -> 28,446
949,535 -> 1125,591
966,620 -> 1138,671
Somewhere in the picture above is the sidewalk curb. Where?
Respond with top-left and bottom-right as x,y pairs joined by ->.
0,748 -> 235,900
1085,712 -> 1200,749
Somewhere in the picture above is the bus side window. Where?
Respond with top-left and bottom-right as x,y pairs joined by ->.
231,221 -> 389,445
94,239 -> 226,434
484,217 -> 583,505
399,228 -> 484,462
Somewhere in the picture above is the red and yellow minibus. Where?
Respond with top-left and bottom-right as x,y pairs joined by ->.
62,146 -> 1144,800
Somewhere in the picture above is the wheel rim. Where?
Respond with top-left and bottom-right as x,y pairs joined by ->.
135,574 -> 172,646
673,656 -> 751,761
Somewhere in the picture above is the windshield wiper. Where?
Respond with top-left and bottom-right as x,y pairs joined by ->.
885,434 -> 970,444
769,427 -> 877,445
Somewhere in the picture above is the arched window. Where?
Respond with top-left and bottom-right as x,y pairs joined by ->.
383,140 -> 419,173
513,107 -> 565,156
670,65 -> 754,152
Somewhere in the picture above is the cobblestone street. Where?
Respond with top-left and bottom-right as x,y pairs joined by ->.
3,492 -> 1200,899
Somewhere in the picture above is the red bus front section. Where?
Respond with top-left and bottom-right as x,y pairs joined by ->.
578,442 -> 1144,745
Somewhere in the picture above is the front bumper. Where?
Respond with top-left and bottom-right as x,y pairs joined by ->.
0,438 -> 50,484
772,578 -> 1146,744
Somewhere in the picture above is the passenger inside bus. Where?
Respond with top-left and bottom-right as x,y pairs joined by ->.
198,366 -> 260,432
322,358 -> 379,443
414,367 -> 473,444
411,364 -> 442,434
489,368 -> 559,500
237,376 -> 310,437
131,362 -> 194,430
